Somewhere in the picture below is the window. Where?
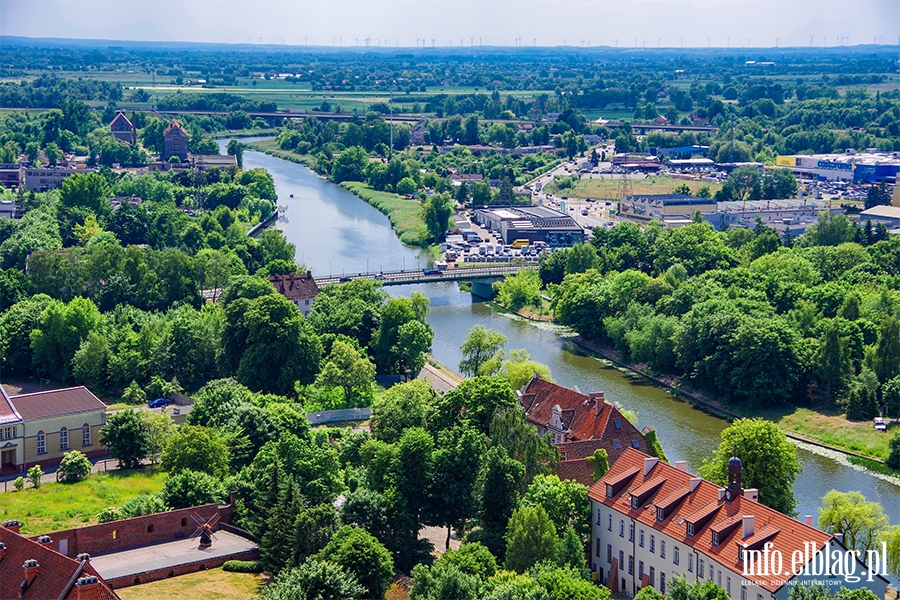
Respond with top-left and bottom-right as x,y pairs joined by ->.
614,419 -> 622,429
660,572 -> 666,594
631,495 -> 639,509
758,594 -> 764,600
727,577 -> 732,595
595,538 -> 601,557
660,540 -> 666,559
639,530 -> 645,547
717,570 -> 722,586
606,484 -> 614,497
37,430 -> 45,454
181,518 -> 188,527
639,560 -> 645,579
688,554 -> 693,572
629,522 -> 634,541
699,559 -> 705,578
649,567 -> 655,588
673,546 -> 680,565
628,555 -> 634,575
741,585 -> 746,600
632,440 -> 640,448
607,544 -> 612,563
657,508 -> 665,521
738,546 -> 746,562
712,531 -> 720,545
615,441 -> 622,450
60,427 -> 68,451
619,550 -> 624,570
650,535 -> 655,553
619,520 -> 624,537
597,508 -> 602,524
686,522 -> 695,536
608,514 -> 613,531
82,423 -> 91,447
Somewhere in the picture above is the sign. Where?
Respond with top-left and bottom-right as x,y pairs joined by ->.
776,156 -> 797,167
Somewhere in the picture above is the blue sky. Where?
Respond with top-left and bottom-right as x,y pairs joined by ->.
1,0 -> 897,48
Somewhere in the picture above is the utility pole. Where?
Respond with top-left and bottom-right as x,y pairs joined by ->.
389,81 -> 394,159
729,119 -> 735,163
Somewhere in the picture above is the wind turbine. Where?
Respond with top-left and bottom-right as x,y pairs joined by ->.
657,36 -> 662,48
355,35 -> 360,46
808,34 -> 814,46
470,36 -> 474,46
707,36 -> 711,48
339,37 -> 343,47
614,38 -> 619,47
431,38 -> 435,47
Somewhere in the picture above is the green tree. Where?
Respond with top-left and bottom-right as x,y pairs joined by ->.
100,409 -> 150,469
57,450 -> 92,482
886,433 -> 900,471
315,526 -> 394,600
161,425 -> 230,477
315,339 -> 376,406
293,504 -> 341,566
881,525 -> 900,579
719,165 -> 762,202
262,477 -> 303,572
371,379 -> 435,444
474,445 -> 525,558
585,448 -> 610,480
27,465 -> 44,488
410,562 -> 480,600
226,139 -> 244,168
874,317 -> 900,384
459,325 -> 507,378
259,559 -> 365,600
499,349 -> 553,391
504,504 -> 558,573
141,411 -> 176,464
521,474 -> 590,538
422,192 -> 454,241
331,146 -> 368,183
699,418 -> 801,516
160,469 -> 226,509
565,243 -> 597,275
490,407 -> 559,487
431,425 -> 485,548
30,297 -> 103,380
495,268 -> 542,311
818,490 -> 889,555
434,376 -> 519,434
396,177 -> 417,196
59,172 -> 111,216
816,319 -> 852,401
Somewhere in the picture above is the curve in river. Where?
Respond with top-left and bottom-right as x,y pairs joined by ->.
229,141 -> 900,521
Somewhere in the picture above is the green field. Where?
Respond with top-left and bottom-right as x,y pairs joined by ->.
0,467 -> 167,534
340,181 -> 429,247
545,174 -> 722,200
117,568 -> 264,600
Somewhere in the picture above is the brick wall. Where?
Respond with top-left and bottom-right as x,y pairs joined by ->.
31,503 -> 227,558
105,548 -> 260,589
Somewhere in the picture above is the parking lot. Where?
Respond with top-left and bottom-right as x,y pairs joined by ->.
444,213 -> 553,265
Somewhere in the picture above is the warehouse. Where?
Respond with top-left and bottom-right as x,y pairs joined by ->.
618,194 -> 716,225
776,151 -> 900,183
473,205 -> 584,247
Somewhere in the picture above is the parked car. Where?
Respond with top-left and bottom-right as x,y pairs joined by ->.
148,398 -> 170,408
874,417 -> 887,432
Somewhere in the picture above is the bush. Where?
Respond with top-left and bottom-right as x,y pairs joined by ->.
122,380 -> 146,404
58,450 -> 92,482
160,469 -> 226,509
223,560 -> 266,573
120,493 -> 167,518
27,465 -> 43,488
13,477 -> 24,491
887,433 -> 900,471
97,506 -> 123,523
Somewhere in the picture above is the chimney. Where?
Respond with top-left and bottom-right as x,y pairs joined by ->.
76,553 -> 91,563
37,535 -> 52,546
717,488 -> 726,502
742,515 -> 755,539
75,575 -> 101,600
835,533 -> 844,544
23,558 -> 40,589
743,489 -> 759,503
643,457 -> 659,476
0,542 -> 6,562
3,520 -> 21,534
674,460 -> 688,472
690,477 -> 702,492
229,490 -> 238,505
804,515 -> 814,528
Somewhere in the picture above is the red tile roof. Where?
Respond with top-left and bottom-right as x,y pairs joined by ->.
163,120 -> 188,137
0,385 -> 22,424
589,448 -> 832,593
556,458 -> 597,487
269,272 -> 319,302
0,526 -> 119,600
10,387 -> 106,421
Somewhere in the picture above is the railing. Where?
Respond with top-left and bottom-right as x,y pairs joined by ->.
316,264 -> 525,286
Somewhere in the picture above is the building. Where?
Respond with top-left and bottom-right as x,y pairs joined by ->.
702,199 -> 839,234
269,271 -> 319,316
0,162 -> 21,188
109,111 -> 136,145
0,386 -> 108,475
858,205 -> 900,229
192,154 -> 238,171
618,194 -> 717,226
656,146 -> 709,160
473,205 -> 584,247
0,521 -> 120,600
0,199 -> 17,219
22,166 -> 97,192
162,120 -> 189,161
590,448 -> 889,600
775,151 -> 900,183
519,376 -> 651,486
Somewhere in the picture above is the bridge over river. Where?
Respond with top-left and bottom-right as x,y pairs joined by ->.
316,264 -> 524,289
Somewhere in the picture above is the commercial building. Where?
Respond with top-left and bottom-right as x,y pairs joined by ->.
192,154 -> 238,171
590,449 -> 889,600
269,271 -> 320,316
702,199 -> 838,234
775,152 -> 900,183
519,375 -> 650,486
22,166 -> 97,191
0,385 -> 108,475
473,205 -> 584,247
618,194 -> 716,226
859,205 -> 900,229
655,146 -> 709,160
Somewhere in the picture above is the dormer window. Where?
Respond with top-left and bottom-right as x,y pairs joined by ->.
686,522 -> 695,536
606,484 -> 614,497
614,419 -> 622,429
656,508 -> 665,521
631,495 -> 640,509
712,531 -> 720,546
738,546 -> 746,562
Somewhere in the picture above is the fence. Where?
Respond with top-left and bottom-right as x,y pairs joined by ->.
306,408 -> 372,425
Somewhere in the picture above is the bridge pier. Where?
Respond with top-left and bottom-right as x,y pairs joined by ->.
471,278 -> 501,300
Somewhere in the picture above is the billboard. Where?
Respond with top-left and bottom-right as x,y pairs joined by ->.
776,155 -> 797,167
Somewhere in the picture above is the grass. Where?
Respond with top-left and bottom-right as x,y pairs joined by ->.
244,140 -> 318,169
0,467 -> 167,534
339,181 -> 429,247
116,568 -> 265,600
546,175 -> 722,200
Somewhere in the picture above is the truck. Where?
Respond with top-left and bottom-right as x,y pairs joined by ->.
511,239 -> 530,249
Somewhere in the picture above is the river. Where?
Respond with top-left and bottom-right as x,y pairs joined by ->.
225,139 -> 900,521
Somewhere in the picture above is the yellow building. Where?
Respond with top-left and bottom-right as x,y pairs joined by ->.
0,386 -> 107,476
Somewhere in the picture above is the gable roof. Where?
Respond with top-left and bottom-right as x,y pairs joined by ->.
589,448 -> 832,593
10,387 -> 106,421
556,458 -> 597,487
109,111 -> 132,130
0,385 -> 22,424
163,120 -> 188,137
269,272 -> 319,301
0,526 -> 119,600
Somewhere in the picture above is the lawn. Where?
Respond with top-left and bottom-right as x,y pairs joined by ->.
116,568 -> 265,600
546,174 -> 721,200
0,467 -> 167,535
340,181 -> 429,247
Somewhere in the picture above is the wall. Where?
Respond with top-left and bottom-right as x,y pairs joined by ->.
105,548 -> 260,589
20,411 -> 105,469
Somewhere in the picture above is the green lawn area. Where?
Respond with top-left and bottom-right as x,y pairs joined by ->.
117,568 -> 265,600
0,467 -> 167,535
340,181 -> 429,247
546,175 -> 722,200
244,139 -> 317,169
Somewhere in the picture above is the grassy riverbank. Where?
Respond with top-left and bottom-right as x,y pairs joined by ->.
340,182 -> 430,247
244,139 -> 318,169
212,128 -> 278,139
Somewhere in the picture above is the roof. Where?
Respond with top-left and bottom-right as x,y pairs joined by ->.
0,385 -> 22,425
163,120 -> 188,137
9,387 -> 106,421
520,375 -> 649,462
589,448 -> 832,593
556,458 -> 597,487
269,272 -> 320,301
0,526 -> 120,600
860,205 -> 900,219
109,111 -> 132,129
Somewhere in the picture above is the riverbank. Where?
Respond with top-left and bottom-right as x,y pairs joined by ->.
339,182 -> 430,248
244,141 -> 318,169
568,336 -> 899,470
212,128 -> 279,139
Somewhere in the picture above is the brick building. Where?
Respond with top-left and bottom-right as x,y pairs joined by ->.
109,111 -> 136,145
269,271 -> 320,316
162,120 -> 189,161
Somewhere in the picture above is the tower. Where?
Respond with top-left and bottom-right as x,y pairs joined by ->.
726,455 -> 742,501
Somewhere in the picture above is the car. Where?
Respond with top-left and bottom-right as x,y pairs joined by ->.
874,417 -> 887,432
374,274 -> 385,281
148,398 -> 170,408
423,268 -> 441,275
339,276 -> 352,283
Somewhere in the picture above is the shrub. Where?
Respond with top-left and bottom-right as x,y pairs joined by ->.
160,469 -> 226,509
122,380 -> 146,404
13,476 -> 24,491
120,493 -> 167,518
97,506 -> 123,523
223,560 -> 266,573
58,450 -> 92,482
27,465 -> 43,488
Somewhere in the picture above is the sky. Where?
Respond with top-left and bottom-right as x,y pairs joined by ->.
1,0 -> 898,49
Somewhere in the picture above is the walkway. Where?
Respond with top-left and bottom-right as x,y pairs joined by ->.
418,362 -> 463,394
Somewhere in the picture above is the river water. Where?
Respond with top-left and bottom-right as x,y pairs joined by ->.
226,140 -> 900,521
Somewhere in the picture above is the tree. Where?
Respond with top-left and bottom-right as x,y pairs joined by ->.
331,146 -> 367,183
565,243 -> 597,275
315,526 -> 394,600
521,474 -> 590,538
226,139 -> 244,169
459,325 -> 507,378
259,559 -> 365,600
500,349 -> 553,391
818,490 -> 889,555
434,376 -> 519,434
410,562 -> 480,600
315,339 -> 376,406
58,450 -> 92,482
431,425 -> 485,548
396,177 -> 417,196
27,465 -> 44,488
474,445 -> 525,558
160,469 -> 226,509
30,297 -> 103,381
874,317 -> 900,384
262,477 -> 303,572
371,379 -> 435,444
161,425 -> 230,477
881,525 -> 900,580
719,166 -> 761,202
886,433 -> 900,471
865,182 -> 891,210
59,172 -> 111,216
495,268 -> 542,311
490,407 -> 559,487
293,504 -> 341,566
699,418 -> 801,516
100,409 -> 150,469
422,192 -> 454,241
504,505 -> 558,573
586,448 -> 610,480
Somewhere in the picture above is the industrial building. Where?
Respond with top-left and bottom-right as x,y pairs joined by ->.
618,194 -> 716,226
858,205 -> 900,229
775,151 -> 900,183
702,199 -> 839,234
473,205 -> 584,246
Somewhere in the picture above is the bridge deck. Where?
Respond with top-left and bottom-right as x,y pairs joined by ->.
316,264 -> 527,286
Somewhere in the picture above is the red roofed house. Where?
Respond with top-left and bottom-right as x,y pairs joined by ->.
0,520 -> 120,600
0,385 -> 107,476
269,271 -> 320,317
518,375 -> 650,486
590,448 -> 889,600
162,120 -> 189,161
109,111 -> 136,146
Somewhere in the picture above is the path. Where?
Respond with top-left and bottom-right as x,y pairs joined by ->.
418,362 -> 463,393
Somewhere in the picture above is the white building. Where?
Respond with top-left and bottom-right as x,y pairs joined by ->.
590,449 -> 889,600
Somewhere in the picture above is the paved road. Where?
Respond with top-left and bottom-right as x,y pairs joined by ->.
417,362 -> 463,394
